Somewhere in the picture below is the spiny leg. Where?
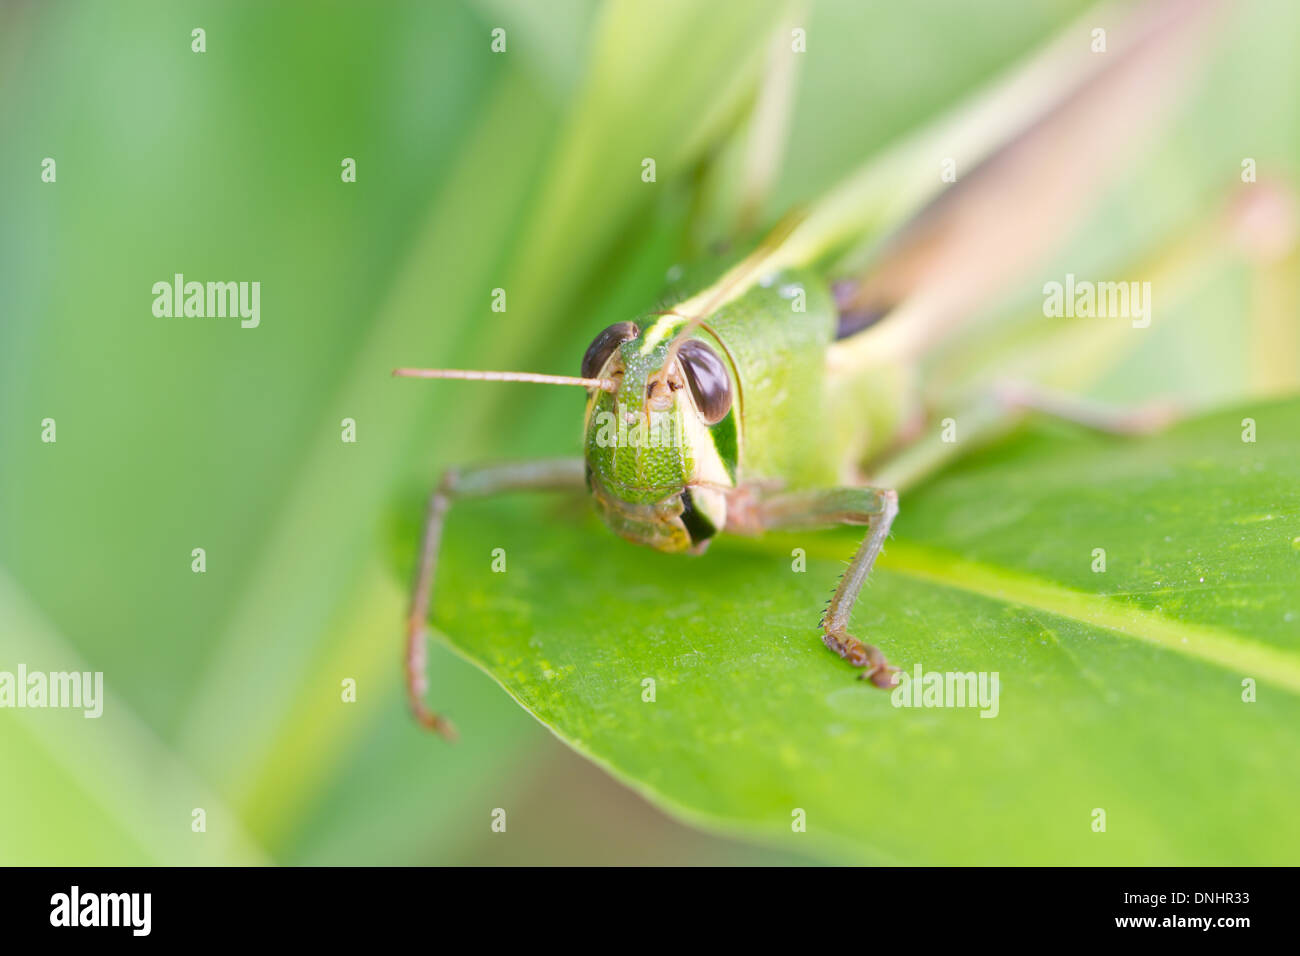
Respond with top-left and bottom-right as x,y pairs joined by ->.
751,485 -> 900,688
871,380 -> 1181,494
990,381 -> 1180,434
850,180 -> 1294,492
407,458 -> 586,737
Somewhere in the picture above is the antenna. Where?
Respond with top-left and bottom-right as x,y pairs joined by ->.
392,367 -> 617,392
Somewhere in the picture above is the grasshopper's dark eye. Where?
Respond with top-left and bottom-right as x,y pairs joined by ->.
678,339 -> 732,424
581,322 -> 639,379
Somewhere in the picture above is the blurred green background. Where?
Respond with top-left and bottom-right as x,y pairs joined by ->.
1,0 -> 1296,864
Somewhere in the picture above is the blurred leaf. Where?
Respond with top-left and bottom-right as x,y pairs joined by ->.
416,397 -> 1300,864
468,0 -> 600,97
0,572 -> 266,865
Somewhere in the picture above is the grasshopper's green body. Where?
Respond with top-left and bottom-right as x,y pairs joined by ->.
395,0 -> 1234,737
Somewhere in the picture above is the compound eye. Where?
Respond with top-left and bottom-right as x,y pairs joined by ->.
678,339 -> 732,424
581,322 -> 639,380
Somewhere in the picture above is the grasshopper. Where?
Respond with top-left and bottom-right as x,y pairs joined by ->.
394,0 -> 1272,737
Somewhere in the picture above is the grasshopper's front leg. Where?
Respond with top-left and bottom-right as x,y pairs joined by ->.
732,484 -> 900,688
407,458 -> 586,737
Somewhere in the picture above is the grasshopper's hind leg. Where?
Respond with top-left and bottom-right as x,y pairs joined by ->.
871,381 -> 1182,494
407,458 -> 586,737
739,485 -> 900,688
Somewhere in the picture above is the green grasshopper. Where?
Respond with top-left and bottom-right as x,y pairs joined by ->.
394,0 -> 1267,737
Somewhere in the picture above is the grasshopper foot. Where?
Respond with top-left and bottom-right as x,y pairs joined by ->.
415,707 -> 458,741
406,619 -> 459,741
823,629 -> 898,690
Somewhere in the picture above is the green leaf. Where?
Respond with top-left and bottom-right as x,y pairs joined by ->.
415,397 -> 1300,864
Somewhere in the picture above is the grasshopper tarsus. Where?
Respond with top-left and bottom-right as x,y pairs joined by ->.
405,619 -> 457,740
417,707 -> 459,742
823,629 -> 898,690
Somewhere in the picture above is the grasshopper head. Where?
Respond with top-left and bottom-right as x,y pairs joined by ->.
581,320 -> 738,554
391,317 -> 739,555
